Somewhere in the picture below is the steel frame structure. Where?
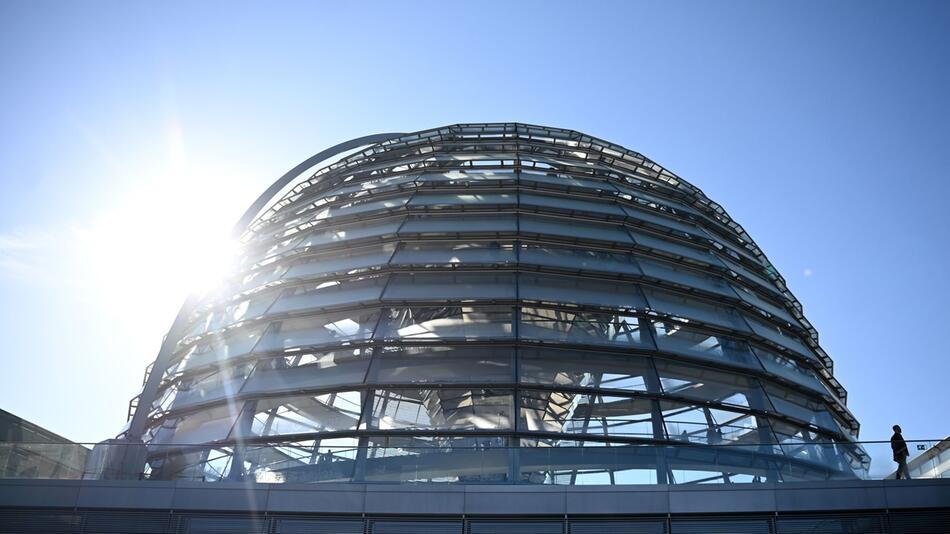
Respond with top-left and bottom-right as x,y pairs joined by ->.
127,123 -> 865,485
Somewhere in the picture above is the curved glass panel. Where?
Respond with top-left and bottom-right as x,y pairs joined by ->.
520,390 -> 655,438
317,173 -> 418,200
383,273 -> 516,301
186,292 -> 279,338
519,274 -> 646,310
744,314 -> 816,360
642,286 -> 749,332
659,399 -> 773,446
401,213 -> 517,234
242,349 -> 372,395
234,392 -> 364,437
158,363 -> 254,414
174,323 -> 268,372
653,358 -> 771,411
375,306 -> 513,340
254,310 -> 381,352
367,346 -> 515,384
519,244 -> 641,275
417,169 -> 516,186
519,170 -> 618,193
637,256 -> 737,298
731,283 -> 801,327
367,389 -> 514,431
149,404 -> 239,445
520,215 -> 634,245
651,320 -> 760,369
622,204 -> 705,236
520,307 -> 652,348
520,192 -> 626,217
282,244 -> 396,280
295,217 -> 403,250
269,275 -> 388,314
308,195 -> 410,222
752,346 -> 827,395
629,229 -> 722,266
763,383 -> 842,435
519,348 -> 656,393
409,192 -> 516,208
393,241 -> 516,266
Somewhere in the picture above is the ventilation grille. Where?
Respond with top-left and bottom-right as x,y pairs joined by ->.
179,515 -> 267,534
887,510 -> 950,534
671,517 -> 771,534
274,518 -> 365,534
0,509 -> 82,534
468,520 -> 564,534
83,511 -> 171,533
0,508 -> 947,534
775,514 -> 884,534
570,519 -> 667,534
370,520 -> 463,534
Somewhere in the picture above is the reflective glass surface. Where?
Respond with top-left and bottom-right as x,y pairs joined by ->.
393,241 -> 516,266
367,389 -> 514,431
520,390 -> 655,438
255,310 -> 380,352
367,346 -> 515,384
140,123 -> 861,484
375,306 -> 513,340
520,307 -> 651,348
519,348 -> 655,392
651,320 -> 760,369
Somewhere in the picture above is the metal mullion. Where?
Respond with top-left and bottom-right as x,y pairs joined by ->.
507,142 -> 523,490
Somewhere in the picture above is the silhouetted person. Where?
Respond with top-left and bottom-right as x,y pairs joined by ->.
891,425 -> 911,480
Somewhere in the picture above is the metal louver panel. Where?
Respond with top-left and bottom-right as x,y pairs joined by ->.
0,509 -> 81,534
371,520 -> 462,534
83,510 -> 171,533
570,519 -> 667,534
468,520 -> 564,534
274,518 -> 365,534
670,517 -> 771,534
775,514 -> 884,534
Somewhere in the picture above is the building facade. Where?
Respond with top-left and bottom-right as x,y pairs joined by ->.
126,123 -> 865,485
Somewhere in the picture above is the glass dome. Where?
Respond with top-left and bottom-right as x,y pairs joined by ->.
132,123 -> 866,484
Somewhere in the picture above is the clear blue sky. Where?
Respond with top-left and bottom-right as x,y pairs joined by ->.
0,1 -> 947,444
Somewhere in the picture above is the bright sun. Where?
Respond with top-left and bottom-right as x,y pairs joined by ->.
73,163 -> 255,346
